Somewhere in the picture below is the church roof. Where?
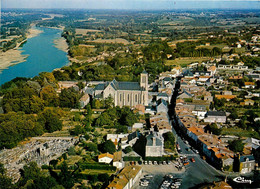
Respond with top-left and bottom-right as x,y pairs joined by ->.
95,80 -> 142,91
146,132 -> 163,146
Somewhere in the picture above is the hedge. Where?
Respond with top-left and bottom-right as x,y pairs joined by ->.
79,163 -> 116,171
123,156 -> 141,161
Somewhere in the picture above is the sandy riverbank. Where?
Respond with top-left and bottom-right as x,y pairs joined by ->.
27,27 -> 43,39
0,49 -> 28,72
0,27 -> 43,72
53,37 -> 68,52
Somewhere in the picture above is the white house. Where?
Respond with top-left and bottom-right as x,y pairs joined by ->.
98,153 -> 113,164
204,111 -> 226,123
192,105 -> 207,119
113,151 -> 124,169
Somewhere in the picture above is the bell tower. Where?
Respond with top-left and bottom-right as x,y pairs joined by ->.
140,70 -> 148,91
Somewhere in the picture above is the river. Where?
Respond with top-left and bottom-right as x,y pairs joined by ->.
0,27 -> 69,85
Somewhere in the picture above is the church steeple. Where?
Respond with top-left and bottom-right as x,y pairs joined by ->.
140,70 -> 148,91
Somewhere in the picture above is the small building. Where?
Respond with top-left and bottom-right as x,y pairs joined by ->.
145,132 -> 164,157
132,123 -> 144,130
156,99 -> 168,114
215,95 -> 237,101
204,111 -> 226,123
240,99 -> 255,106
244,82 -> 255,89
107,165 -> 142,189
113,151 -> 125,169
157,92 -> 169,102
239,155 -> 256,174
208,66 -> 216,76
79,94 -> 90,108
178,90 -> 193,99
98,153 -> 113,164
192,105 -> 207,119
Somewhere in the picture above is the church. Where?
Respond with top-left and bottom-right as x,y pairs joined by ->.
93,71 -> 149,107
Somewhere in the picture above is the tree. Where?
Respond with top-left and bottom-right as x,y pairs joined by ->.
58,162 -> 75,189
85,142 -> 98,152
229,110 -> 239,120
123,146 -> 133,154
40,85 -> 59,106
39,108 -> 62,133
70,125 -> 84,136
0,163 -> 13,189
228,139 -> 244,153
163,132 -> 175,150
99,140 -> 116,154
204,123 -> 222,135
19,161 -> 41,186
59,88 -> 81,108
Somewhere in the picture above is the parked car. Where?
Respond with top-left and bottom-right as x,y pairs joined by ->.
191,158 -> 195,162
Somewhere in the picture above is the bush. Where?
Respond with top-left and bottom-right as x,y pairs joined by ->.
41,164 -> 49,169
123,156 -> 141,161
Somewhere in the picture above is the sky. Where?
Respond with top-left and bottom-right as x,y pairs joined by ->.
1,0 -> 260,10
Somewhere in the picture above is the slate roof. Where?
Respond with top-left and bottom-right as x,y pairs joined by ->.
240,155 -> 255,162
157,99 -> 168,107
94,80 -> 142,91
163,77 -> 173,81
158,92 -> 168,97
207,111 -> 226,117
146,133 -> 163,146
194,105 -> 207,111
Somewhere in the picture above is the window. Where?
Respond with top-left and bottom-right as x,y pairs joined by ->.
120,94 -> 122,102
135,94 -> 137,102
128,94 -> 130,102
142,76 -> 146,83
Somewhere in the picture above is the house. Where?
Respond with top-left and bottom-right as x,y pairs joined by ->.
207,66 -> 216,76
98,153 -> 113,164
215,95 -> 236,101
240,99 -> 255,106
204,111 -> 226,123
93,71 -> 148,107
217,65 -> 248,70
113,151 -> 124,169
145,132 -> 164,157
192,105 -> 207,119
156,99 -> 168,114
79,94 -> 90,108
178,90 -> 193,99
244,138 -> 260,150
229,76 -> 243,80
157,92 -> 169,102
239,155 -> 256,174
187,126 -> 205,143
57,81 -> 79,93
244,82 -> 255,89
132,123 -> 144,130
204,93 -> 213,102
246,74 -> 260,81
107,165 -> 142,189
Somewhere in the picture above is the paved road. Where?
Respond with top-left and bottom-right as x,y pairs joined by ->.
175,134 -> 225,189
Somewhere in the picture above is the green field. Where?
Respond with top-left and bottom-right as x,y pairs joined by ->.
221,127 -> 260,139
166,57 -> 209,67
